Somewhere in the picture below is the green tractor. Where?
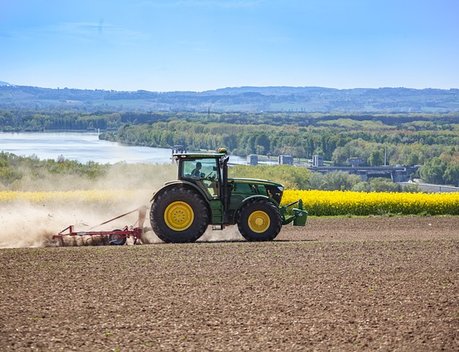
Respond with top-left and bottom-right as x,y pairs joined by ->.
150,149 -> 307,243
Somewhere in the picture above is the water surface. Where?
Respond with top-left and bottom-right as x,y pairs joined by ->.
0,132 -> 245,164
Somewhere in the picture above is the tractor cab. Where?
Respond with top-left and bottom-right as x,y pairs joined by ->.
177,152 -> 226,199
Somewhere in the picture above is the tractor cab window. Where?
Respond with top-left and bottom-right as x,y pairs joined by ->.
182,158 -> 219,198
182,158 -> 218,179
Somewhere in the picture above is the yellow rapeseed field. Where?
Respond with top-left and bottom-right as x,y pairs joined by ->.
282,190 -> 459,216
1,189 -> 458,216
0,190 -> 132,204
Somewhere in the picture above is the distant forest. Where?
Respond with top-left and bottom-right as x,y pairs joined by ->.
0,84 -> 458,186
1,109 -> 458,186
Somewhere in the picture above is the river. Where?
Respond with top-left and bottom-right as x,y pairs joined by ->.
0,132 -> 246,164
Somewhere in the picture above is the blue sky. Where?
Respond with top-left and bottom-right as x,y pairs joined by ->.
1,0 -> 458,91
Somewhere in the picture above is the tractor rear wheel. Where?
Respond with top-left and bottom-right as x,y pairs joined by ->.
238,200 -> 282,241
150,187 -> 209,243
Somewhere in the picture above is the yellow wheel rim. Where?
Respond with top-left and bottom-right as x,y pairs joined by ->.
164,201 -> 194,231
248,210 -> 270,233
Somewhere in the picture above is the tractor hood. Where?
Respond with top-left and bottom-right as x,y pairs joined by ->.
228,177 -> 284,205
228,177 -> 284,189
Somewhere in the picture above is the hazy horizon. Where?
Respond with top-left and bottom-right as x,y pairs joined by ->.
1,81 -> 458,93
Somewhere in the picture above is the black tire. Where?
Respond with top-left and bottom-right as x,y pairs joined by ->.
108,229 -> 127,245
237,200 -> 282,241
150,187 -> 209,243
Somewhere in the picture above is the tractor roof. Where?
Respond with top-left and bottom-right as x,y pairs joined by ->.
173,152 -> 228,159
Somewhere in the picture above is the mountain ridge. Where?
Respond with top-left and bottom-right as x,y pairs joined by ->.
1,83 -> 458,113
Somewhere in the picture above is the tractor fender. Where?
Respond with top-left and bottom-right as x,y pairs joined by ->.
233,195 -> 278,223
151,180 -> 209,204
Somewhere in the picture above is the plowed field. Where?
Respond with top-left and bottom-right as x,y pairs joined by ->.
1,216 -> 458,351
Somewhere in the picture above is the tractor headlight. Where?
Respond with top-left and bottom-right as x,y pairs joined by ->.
277,186 -> 284,192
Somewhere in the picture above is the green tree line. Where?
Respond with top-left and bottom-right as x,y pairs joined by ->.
2,109 -> 458,186
100,120 -> 459,186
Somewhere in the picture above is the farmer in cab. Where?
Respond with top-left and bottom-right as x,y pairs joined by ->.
191,162 -> 203,178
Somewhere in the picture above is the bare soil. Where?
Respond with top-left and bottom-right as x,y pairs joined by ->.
1,216 -> 458,351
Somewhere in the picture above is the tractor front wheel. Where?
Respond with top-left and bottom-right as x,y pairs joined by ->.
237,200 -> 282,241
151,187 -> 209,243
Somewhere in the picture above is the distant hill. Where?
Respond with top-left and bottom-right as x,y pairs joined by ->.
0,84 -> 458,113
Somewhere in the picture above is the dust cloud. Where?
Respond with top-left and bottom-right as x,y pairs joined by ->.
9,163 -> 176,192
0,163 -> 243,248
0,163 -> 174,248
0,201 -> 154,248
200,226 -> 244,242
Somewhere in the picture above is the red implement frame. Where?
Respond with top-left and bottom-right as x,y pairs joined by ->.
53,206 -> 147,247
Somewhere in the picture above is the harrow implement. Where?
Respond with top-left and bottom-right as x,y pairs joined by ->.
53,206 -> 147,246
